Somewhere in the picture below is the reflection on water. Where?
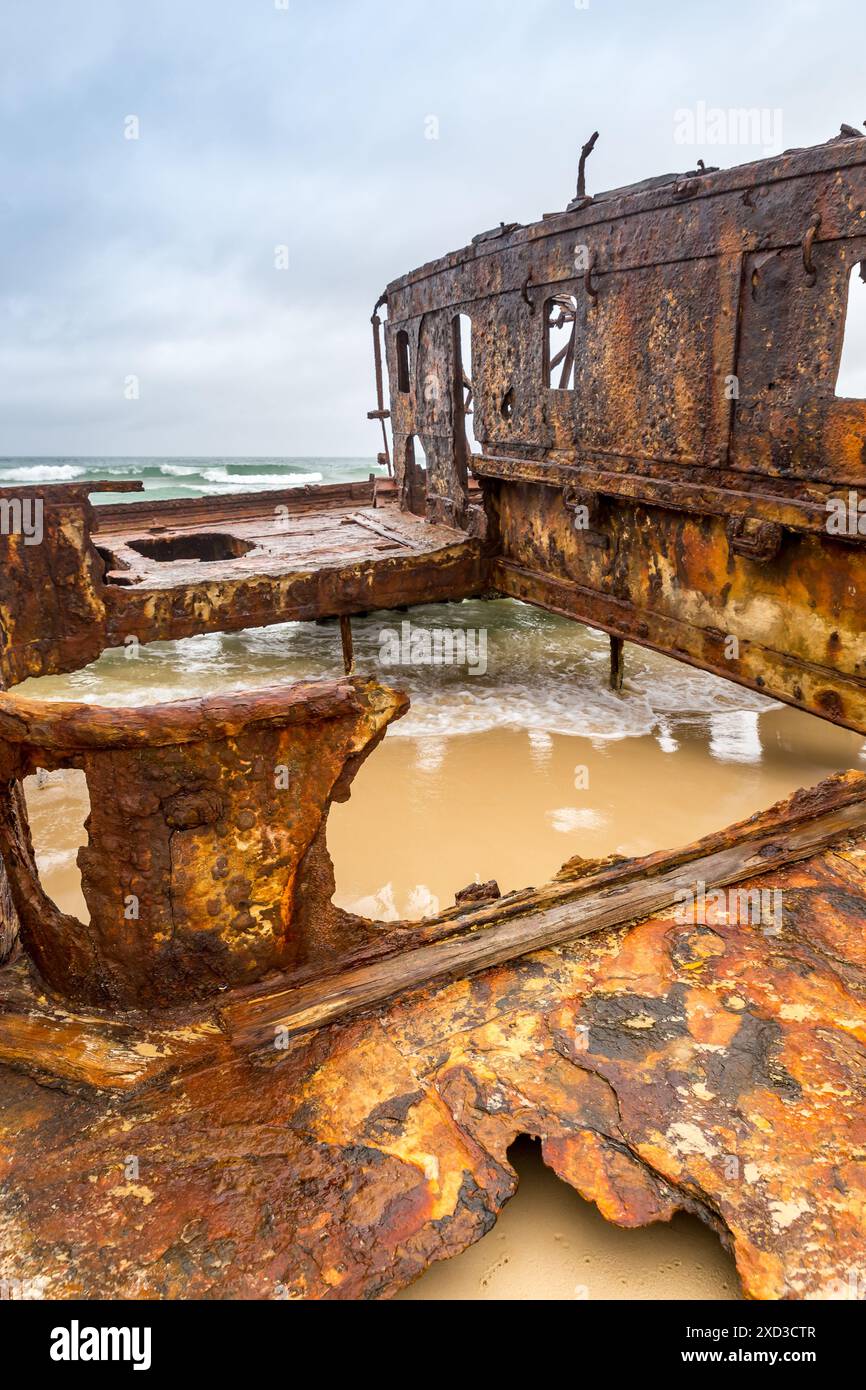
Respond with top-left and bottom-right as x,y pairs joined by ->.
709,710 -> 763,764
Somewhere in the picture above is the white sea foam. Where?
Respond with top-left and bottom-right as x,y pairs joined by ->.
406,885 -> 440,918
15,601 -> 784,750
33,847 -> 78,873
199,468 -> 323,486
0,464 -> 84,482
344,882 -> 400,922
342,881 -> 440,922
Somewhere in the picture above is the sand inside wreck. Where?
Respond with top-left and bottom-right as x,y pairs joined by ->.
19,601 -> 866,1300
397,1137 -> 738,1300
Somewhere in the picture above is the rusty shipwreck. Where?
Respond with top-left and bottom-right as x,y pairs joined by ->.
1,129 -> 866,1300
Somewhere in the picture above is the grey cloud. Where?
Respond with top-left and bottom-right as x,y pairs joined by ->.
1,0 -> 863,455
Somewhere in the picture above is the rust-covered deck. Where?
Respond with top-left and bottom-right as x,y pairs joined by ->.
92,480 -> 484,605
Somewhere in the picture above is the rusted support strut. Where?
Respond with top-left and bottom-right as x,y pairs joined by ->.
576,130 -> 599,200
339,614 -> 355,674
368,292 -> 393,476
609,634 -> 625,691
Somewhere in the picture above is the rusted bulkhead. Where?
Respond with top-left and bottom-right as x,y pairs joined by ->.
0,679 -> 406,1009
383,134 -> 866,732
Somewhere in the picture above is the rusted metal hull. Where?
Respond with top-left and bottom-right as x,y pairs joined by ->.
487,482 -> 866,731
2,776 -> 866,1300
384,135 -> 866,732
0,482 -> 486,686
0,678 -> 407,1009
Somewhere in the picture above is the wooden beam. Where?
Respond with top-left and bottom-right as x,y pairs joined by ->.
221,777 -> 866,1049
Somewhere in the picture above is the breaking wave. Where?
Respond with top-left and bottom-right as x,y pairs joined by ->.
0,456 -> 374,505
199,467 -> 323,486
0,463 -> 85,482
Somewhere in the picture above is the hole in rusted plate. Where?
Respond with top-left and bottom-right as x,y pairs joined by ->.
545,294 -> 578,390
94,544 -> 122,571
396,329 -> 411,394
454,312 -> 480,454
398,1134 -> 739,1300
94,544 -> 135,585
127,533 -> 255,563
404,435 -> 428,516
24,768 -> 90,923
835,262 -> 866,399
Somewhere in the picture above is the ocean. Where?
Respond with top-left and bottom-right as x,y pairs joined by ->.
0,456 -> 382,505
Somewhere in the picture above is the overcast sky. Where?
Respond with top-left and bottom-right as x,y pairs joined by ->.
1,0 -> 864,458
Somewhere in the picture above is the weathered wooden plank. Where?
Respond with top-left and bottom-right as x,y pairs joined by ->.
221,775 -> 866,1048
93,479 -> 377,531
346,510 -> 416,547
0,1005 -> 225,1092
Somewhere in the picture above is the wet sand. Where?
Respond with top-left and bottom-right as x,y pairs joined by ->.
397,1138 -> 738,1300
329,704 -> 864,920
18,601 -> 866,1300
24,702 -> 865,929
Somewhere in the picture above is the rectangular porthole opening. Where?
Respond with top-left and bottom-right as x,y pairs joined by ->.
23,768 -> 90,923
835,262 -> 866,398
396,330 -> 411,394
404,434 -> 427,515
453,313 -> 480,455
545,294 -> 578,390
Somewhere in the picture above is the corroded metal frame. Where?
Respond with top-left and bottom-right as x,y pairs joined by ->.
383,134 -> 866,730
